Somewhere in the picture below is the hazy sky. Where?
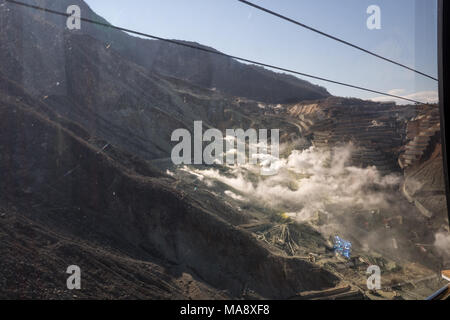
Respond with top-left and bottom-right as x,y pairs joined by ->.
84,0 -> 439,104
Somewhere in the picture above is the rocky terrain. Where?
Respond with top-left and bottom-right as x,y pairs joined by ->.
0,76 -> 341,299
0,0 -> 449,300
164,97 -> 449,300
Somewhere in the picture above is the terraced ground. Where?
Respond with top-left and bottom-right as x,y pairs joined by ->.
0,0 -> 449,300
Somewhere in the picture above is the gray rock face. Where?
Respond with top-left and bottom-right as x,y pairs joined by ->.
0,0 -> 329,163
1,0 -> 448,301
0,77 -> 340,299
0,0 -> 329,103
400,106 -> 448,223
0,0 -> 340,300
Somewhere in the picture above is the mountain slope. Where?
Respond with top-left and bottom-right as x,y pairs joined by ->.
0,0 -> 330,104
0,75 -> 339,299
1,0 -> 448,300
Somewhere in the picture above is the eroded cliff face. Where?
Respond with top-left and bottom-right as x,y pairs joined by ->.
275,98 -> 448,225
399,106 -> 448,228
0,77 -> 340,299
0,0 -> 449,301
160,97 -> 449,299
0,0 -> 330,164
269,97 -> 410,174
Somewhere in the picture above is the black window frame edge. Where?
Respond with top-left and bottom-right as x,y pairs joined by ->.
438,0 -> 450,225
